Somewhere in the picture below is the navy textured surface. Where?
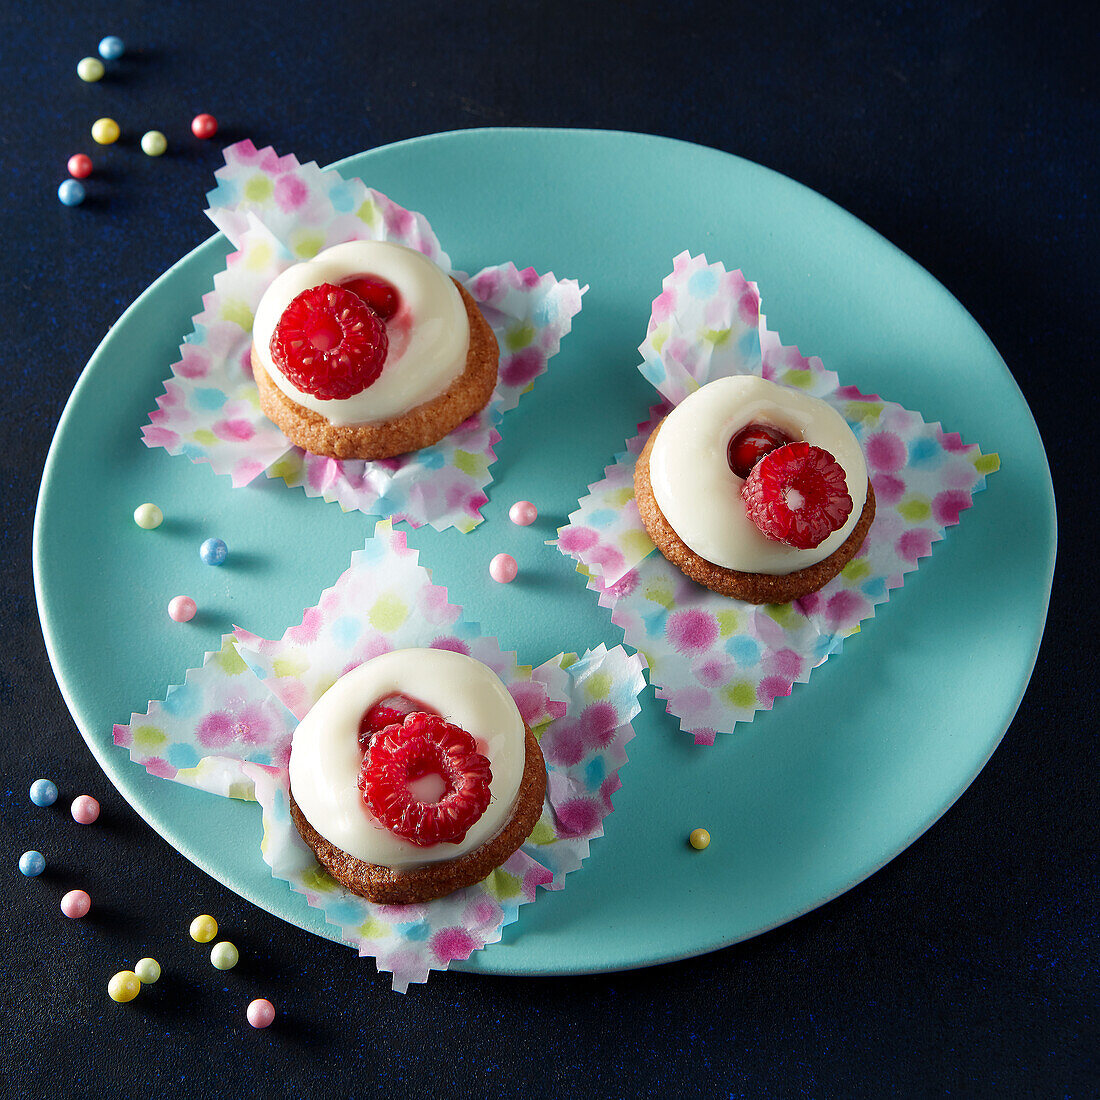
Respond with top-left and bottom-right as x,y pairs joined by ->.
1,1 -> 1094,1095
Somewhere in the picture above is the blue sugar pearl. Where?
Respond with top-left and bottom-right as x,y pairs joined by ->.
199,538 -> 228,566
98,35 -> 125,60
19,851 -> 46,877
29,779 -> 58,807
58,180 -> 85,207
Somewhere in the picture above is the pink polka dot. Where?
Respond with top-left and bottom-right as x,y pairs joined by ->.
360,635 -> 393,660
589,546 -> 625,576
502,347 -> 544,387
693,728 -> 716,746
795,591 -> 822,617
288,606 -> 322,644
519,266 -> 541,288
177,348 -> 210,379
211,418 -> 254,443
274,175 -> 308,211
113,723 -> 132,748
384,206 -> 414,236
555,797 -> 601,838
936,429 -> 970,453
471,270 -> 502,302
932,489 -> 972,527
605,570 -> 639,599
143,426 -> 180,449
757,676 -> 793,707
738,287 -> 760,325
144,758 -> 176,779
669,686 -> 711,714
666,609 -> 719,655
523,866 -> 554,894
896,528 -> 935,563
694,659 -> 729,686
430,636 -> 469,656
599,774 -> 621,810
558,527 -> 599,553
865,432 -> 908,473
871,472 -> 906,506
579,702 -> 618,750
651,289 -> 676,322
768,648 -> 804,680
825,590 -> 869,630
543,722 -> 585,767
430,927 -> 477,964
508,682 -> 546,725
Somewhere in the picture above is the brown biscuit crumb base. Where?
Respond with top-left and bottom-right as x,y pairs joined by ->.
252,279 -> 499,460
634,417 -> 876,605
289,725 -> 547,905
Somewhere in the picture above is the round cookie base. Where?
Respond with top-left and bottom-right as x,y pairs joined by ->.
634,419 -> 877,605
289,725 -> 547,905
252,279 -> 499,460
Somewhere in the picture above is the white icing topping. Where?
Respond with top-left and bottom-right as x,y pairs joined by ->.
288,649 -> 526,869
649,375 -> 868,575
253,241 -> 470,427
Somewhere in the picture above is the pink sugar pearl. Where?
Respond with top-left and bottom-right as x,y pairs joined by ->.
489,553 -> 518,584
509,500 -> 538,526
168,596 -> 197,622
247,998 -> 276,1028
71,795 -> 100,824
61,889 -> 92,918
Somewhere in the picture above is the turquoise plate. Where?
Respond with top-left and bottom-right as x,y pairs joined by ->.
33,129 -> 1055,976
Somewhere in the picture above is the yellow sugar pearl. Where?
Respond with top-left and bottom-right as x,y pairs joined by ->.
210,941 -> 239,971
77,57 -> 105,82
108,971 -> 141,1003
189,914 -> 218,943
689,828 -> 711,851
134,958 -> 161,984
91,117 -> 120,145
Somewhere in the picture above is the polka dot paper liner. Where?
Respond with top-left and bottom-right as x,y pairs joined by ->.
556,251 -> 999,744
142,141 -> 584,534
114,520 -> 645,991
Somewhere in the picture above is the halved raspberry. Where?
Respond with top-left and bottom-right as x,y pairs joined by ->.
341,275 -> 401,322
727,423 -> 796,478
359,712 -> 492,847
740,441 -> 853,549
357,693 -> 429,750
270,283 -> 388,400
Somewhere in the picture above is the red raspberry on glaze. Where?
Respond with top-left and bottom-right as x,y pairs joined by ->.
726,423 -> 796,478
341,275 -> 401,322
740,441 -> 854,549
358,693 -> 429,750
270,283 -> 388,400
359,712 -> 492,847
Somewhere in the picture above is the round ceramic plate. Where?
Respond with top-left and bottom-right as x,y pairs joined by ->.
33,128 -> 1055,976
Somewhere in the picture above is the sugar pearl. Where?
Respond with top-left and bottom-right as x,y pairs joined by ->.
61,889 -> 91,918
133,502 -> 163,529
689,828 -> 711,850
210,941 -> 239,970
199,538 -> 228,566
134,958 -> 161,984
489,553 -> 518,584
140,130 -> 167,157
108,971 -> 140,1003
29,779 -> 58,807
168,596 -> 197,623
67,154 -> 93,179
190,914 -> 218,943
509,500 -> 538,526
191,113 -> 218,140
58,180 -> 86,207
19,851 -> 45,877
77,57 -> 105,82
247,999 -> 275,1029
71,795 -> 100,824
98,36 -> 125,60
91,118 -> 120,145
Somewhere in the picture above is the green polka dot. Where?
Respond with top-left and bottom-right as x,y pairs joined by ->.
841,558 -> 871,581
845,402 -> 884,424
485,868 -> 521,900
717,610 -> 740,637
621,529 -> 655,560
526,820 -> 558,846
301,866 -> 338,893
559,652 -> 579,670
314,675 -> 337,701
268,455 -> 303,484
683,376 -> 701,394
133,725 -> 166,750
781,368 -> 813,388
220,299 -> 253,331
227,780 -> 254,801
242,388 -> 263,410
643,581 -> 676,610
356,200 -> 380,226
576,562 -> 593,580
290,230 -> 325,259
214,640 -> 248,676
357,917 -> 390,939
453,450 -> 487,478
975,452 -> 1000,474
584,672 -> 612,700
608,486 -> 635,506
703,327 -> 731,346
722,682 -> 757,709
369,594 -> 408,632
650,326 -> 669,353
244,175 -> 273,203
272,656 -> 308,679
897,496 -> 931,521
764,602 -> 797,626
191,429 -> 217,446
504,321 -> 536,351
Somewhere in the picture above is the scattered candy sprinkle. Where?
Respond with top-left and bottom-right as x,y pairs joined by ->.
210,941 -> 239,971
98,36 -> 125,61
190,914 -> 218,943
489,553 -> 518,583
67,154 -> 93,179
247,999 -> 275,1029
108,971 -> 140,1003
134,958 -> 161,984
77,57 -> 105,83
61,889 -> 91,919
191,113 -> 218,139
509,500 -> 538,526
133,502 -> 163,529
29,779 -> 58,807
57,180 -> 86,207
71,795 -> 100,825
91,118 -> 120,145
689,828 -> 711,850
19,851 -> 46,877
140,130 -> 167,157
199,537 -> 228,566
168,596 -> 197,623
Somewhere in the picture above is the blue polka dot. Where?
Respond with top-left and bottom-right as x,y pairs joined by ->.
861,577 -> 886,599
162,682 -> 200,717
194,388 -> 227,411
183,324 -> 208,346
167,743 -> 200,770
813,634 -> 839,661
327,899 -> 367,925
247,751 -> 272,767
330,615 -> 362,648
418,448 -> 445,470
586,509 -> 616,530
642,356 -> 666,385
328,182 -> 355,212
533,298 -> 558,328
688,269 -> 717,298
356,538 -> 387,565
907,437 -> 941,467
738,330 -> 761,361
395,920 -> 431,942
643,608 -> 669,636
726,636 -> 761,667
181,444 -> 207,461
584,756 -> 606,791
205,180 -> 239,208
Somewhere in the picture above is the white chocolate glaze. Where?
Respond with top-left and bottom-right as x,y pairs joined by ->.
649,375 -> 868,574
253,241 -> 470,426
288,648 -> 526,869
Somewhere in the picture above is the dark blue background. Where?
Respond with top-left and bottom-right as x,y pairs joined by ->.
2,2 -> 1094,1095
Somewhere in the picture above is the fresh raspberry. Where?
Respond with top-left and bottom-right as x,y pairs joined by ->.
726,423 -> 796,478
270,283 -> 388,400
357,694 -> 428,750
341,275 -> 401,322
359,712 -> 492,847
740,441 -> 853,549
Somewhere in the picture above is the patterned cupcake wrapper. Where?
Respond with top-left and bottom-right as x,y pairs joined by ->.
143,140 -> 584,533
114,520 -> 646,990
556,251 -> 999,744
